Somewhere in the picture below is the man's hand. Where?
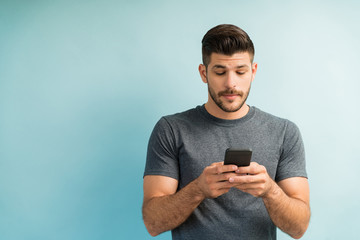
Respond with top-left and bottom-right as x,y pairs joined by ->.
143,161 -> 239,236
228,162 -> 310,238
228,162 -> 275,197
194,162 -> 239,199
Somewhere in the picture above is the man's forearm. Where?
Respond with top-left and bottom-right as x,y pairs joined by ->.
263,183 -> 310,239
142,180 -> 205,236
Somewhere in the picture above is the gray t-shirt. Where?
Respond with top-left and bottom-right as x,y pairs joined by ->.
144,105 -> 307,240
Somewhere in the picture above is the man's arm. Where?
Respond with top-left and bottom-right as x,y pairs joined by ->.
230,162 -> 310,239
142,163 -> 238,236
263,177 -> 310,239
142,175 -> 202,237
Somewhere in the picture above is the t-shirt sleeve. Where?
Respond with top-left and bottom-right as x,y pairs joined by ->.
275,120 -> 307,182
143,117 -> 179,180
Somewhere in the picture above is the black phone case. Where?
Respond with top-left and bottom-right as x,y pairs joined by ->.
224,148 -> 252,167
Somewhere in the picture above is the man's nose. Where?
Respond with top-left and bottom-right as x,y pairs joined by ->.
224,72 -> 237,88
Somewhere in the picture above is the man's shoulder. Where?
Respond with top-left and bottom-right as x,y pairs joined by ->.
253,106 -> 283,121
252,106 -> 299,131
151,106 -> 204,140
161,105 -> 203,124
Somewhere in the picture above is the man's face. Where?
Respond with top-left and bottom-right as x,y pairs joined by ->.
199,52 -> 257,113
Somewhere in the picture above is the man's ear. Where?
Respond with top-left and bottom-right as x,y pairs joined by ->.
198,64 -> 207,83
251,62 -> 258,82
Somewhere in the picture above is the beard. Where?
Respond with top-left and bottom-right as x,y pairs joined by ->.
207,81 -> 251,113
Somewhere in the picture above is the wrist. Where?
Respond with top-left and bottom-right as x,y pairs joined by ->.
262,179 -> 280,200
190,178 -> 207,202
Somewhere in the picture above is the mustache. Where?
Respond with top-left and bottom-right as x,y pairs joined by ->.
218,89 -> 244,97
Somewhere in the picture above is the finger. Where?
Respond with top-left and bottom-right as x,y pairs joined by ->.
234,162 -> 256,174
209,164 -> 238,175
215,180 -> 238,189
214,172 -> 238,182
235,182 -> 263,190
235,162 -> 266,175
211,161 -> 224,166
228,174 -> 260,184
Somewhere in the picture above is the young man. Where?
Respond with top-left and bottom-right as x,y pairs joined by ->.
142,24 -> 310,240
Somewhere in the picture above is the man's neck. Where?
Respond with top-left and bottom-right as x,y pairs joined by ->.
204,102 -> 250,120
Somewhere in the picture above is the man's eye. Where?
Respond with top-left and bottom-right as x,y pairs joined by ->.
215,72 -> 225,76
237,72 -> 245,75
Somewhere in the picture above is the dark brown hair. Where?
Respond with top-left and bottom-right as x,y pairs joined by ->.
201,24 -> 255,67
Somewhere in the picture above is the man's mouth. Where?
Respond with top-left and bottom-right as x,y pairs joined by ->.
219,90 -> 243,100
222,94 -> 239,100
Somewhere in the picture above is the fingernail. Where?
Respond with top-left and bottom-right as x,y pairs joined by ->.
229,177 -> 234,182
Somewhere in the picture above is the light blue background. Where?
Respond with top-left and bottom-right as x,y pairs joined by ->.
1,0 -> 359,239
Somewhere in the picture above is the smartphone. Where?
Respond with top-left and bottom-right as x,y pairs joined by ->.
224,148 -> 252,167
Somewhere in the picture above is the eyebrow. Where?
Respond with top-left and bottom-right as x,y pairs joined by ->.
212,64 -> 249,70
